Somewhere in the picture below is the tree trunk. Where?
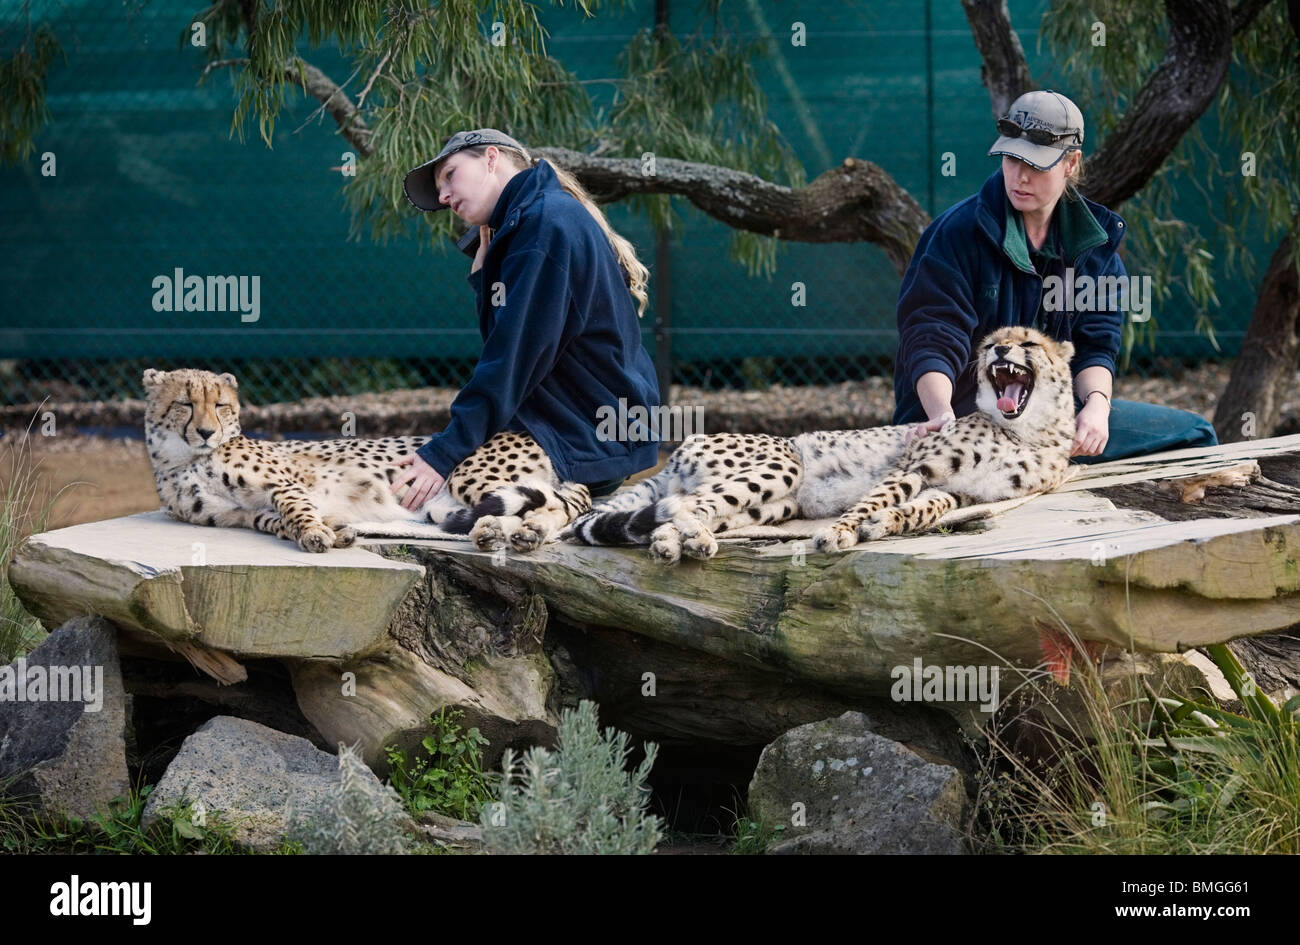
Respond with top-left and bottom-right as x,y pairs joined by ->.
1213,218 -> 1300,442
961,0 -> 1036,116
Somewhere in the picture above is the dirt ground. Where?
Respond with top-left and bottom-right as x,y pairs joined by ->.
2,436 -> 159,532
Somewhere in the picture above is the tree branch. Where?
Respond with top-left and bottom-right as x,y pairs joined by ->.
286,58 -> 372,155
355,50 -> 391,109
1231,0 -> 1277,33
961,0 -> 1035,117
532,147 -> 928,274
1083,0 -> 1233,209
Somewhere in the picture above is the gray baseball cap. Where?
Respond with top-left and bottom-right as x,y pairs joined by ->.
988,90 -> 1084,171
403,128 -> 529,211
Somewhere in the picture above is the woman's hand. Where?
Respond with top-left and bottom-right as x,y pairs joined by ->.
905,408 -> 956,445
470,225 -> 492,274
1071,396 -> 1110,457
391,454 -> 446,511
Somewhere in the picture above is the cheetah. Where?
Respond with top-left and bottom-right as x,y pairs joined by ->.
561,326 -> 1077,562
143,368 -> 592,553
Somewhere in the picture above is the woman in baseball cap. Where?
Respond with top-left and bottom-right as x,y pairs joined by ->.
892,89 -> 1217,462
391,129 -> 661,512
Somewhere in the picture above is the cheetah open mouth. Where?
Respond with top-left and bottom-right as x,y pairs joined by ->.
988,359 -> 1035,418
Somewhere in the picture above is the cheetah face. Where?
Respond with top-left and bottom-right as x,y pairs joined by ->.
142,368 -> 242,461
975,327 -> 1074,429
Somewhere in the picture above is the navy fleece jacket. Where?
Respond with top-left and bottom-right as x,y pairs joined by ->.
416,159 -> 661,483
893,168 -> 1128,424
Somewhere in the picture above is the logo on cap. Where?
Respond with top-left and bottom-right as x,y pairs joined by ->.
464,131 -> 482,144
1011,109 -> 1053,132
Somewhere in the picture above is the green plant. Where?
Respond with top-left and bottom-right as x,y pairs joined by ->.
384,707 -> 497,822
973,624 -> 1300,855
0,782 -> 251,854
731,815 -> 786,855
0,423 -> 63,663
288,742 -> 412,855
480,700 -> 663,855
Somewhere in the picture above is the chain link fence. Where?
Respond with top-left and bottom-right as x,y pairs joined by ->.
1,1 -> 1259,412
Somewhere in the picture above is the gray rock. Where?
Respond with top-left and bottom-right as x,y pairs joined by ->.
748,711 -> 970,854
141,715 -> 382,852
0,616 -> 130,820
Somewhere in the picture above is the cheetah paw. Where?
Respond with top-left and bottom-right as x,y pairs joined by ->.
510,523 -> 546,553
681,529 -> 718,560
813,524 -> 858,553
471,516 -> 508,551
332,525 -> 357,548
649,524 -> 682,564
856,515 -> 891,542
297,525 -> 336,554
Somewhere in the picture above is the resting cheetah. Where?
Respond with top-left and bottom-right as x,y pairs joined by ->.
143,368 -> 591,553
561,326 -> 1076,562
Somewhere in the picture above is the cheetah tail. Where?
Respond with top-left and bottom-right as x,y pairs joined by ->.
433,483 -> 563,535
562,475 -> 677,545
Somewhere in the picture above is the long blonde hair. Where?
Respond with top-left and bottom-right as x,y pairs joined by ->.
468,144 -> 651,317
1063,150 -> 1086,201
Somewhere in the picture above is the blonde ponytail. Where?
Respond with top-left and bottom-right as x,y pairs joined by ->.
484,145 -> 651,317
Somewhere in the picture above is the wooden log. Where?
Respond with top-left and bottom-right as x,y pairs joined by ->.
366,436 -> 1300,723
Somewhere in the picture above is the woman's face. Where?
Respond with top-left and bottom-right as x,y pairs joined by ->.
1002,152 -> 1078,217
435,148 -> 506,225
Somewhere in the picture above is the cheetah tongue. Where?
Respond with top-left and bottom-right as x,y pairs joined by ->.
997,381 -> 1025,413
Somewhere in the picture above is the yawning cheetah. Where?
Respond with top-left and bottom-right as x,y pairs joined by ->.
143,368 -> 591,553
561,326 -> 1076,562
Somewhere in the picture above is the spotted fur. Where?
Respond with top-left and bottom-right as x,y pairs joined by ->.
561,327 -> 1076,562
143,368 -> 591,553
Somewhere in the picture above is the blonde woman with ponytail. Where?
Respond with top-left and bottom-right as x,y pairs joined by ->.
393,129 -> 662,510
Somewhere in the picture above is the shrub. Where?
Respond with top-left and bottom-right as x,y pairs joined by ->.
288,743 -> 412,855
479,701 -> 662,855
975,629 -> 1300,855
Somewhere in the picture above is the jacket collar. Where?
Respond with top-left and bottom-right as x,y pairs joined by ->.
974,168 -> 1117,273
488,158 -> 563,233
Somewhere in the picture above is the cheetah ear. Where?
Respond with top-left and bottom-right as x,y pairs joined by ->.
217,372 -> 238,390
1057,340 -> 1075,362
142,368 -> 166,391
